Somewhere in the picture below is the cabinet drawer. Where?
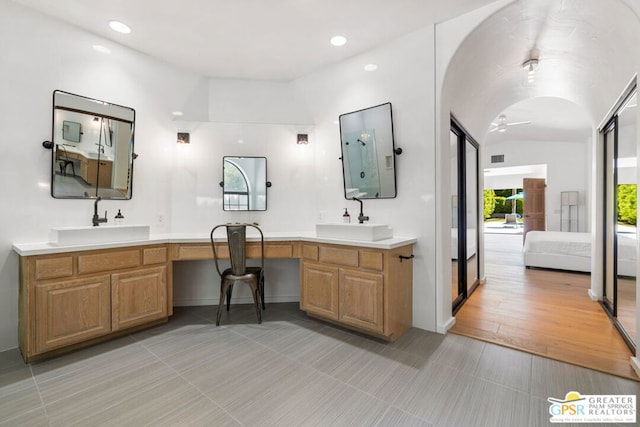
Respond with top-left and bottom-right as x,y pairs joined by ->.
78,250 -> 140,274
319,246 -> 358,267
143,247 -> 167,265
173,244 -> 213,260
261,243 -> 292,259
302,244 -> 318,261
360,251 -> 383,271
34,256 -> 73,280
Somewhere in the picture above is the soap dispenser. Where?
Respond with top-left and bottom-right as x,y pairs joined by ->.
343,208 -> 350,224
114,209 -> 124,225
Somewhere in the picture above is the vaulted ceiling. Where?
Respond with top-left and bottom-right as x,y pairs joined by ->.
446,0 -> 640,141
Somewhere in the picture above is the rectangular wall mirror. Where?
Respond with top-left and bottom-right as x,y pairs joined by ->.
222,156 -> 267,211
339,102 -> 397,199
51,90 -> 135,199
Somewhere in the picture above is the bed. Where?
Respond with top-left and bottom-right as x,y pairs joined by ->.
523,230 -> 636,275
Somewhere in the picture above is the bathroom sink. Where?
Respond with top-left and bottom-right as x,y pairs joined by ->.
315,223 -> 393,242
49,225 -> 150,246
85,151 -> 113,161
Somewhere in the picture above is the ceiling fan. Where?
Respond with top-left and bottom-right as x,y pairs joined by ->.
489,114 -> 531,133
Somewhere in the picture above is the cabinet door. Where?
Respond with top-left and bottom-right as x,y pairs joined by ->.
339,268 -> 384,334
97,160 -> 113,187
79,158 -> 89,183
35,275 -> 111,353
301,262 -> 339,320
111,266 -> 167,331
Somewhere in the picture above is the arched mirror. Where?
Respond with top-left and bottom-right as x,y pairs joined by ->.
51,90 -> 135,199
339,103 -> 397,199
222,156 -> 267,211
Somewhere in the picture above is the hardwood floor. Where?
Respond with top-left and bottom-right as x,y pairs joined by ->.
451,233 -> 639,381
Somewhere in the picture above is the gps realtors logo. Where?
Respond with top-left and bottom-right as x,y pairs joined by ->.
548,391 -> 636,423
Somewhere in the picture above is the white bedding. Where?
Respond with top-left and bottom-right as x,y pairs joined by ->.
523,231 -> 591,258
523,230 -> 637,275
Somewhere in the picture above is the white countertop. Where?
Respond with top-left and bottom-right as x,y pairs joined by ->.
12,232 -> 417,256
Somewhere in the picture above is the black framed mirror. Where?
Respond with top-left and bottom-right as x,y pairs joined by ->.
51,90 -> 135,199
339,102 -> 397,199
222,156 -> 267,211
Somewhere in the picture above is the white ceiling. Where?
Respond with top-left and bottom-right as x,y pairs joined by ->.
13,0 -> 497,81
13,0 -> 639,145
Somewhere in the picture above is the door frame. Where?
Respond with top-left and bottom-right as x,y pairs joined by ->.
451,116 -> 480,314
600,82 -> 637,353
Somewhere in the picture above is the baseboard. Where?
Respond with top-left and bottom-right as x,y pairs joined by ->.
631,357 -> 640,377
174,295 -> 300,307
437,316 -> 456,334
587,288 -> 599,301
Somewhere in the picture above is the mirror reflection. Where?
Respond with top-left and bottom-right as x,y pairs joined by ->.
51,90 -> 135,199
222,156 -> 267,211
339,102 -> 397,199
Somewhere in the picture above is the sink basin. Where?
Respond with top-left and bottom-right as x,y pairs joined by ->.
315,223 -> 393,242
85,151 -> 113,161
49,225 -> 150,246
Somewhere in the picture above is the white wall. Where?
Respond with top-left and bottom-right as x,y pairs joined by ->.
294,26 -> 438,331
168,25 -> 442,329
484,139 -> 591,232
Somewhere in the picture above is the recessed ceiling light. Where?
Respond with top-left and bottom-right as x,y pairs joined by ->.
172,111 -> 184,117
330,35 -> 347,46
237,139 -> 244,144
109,20 -> 131,34
364,63 -> 378,72
92,44 -> 111,54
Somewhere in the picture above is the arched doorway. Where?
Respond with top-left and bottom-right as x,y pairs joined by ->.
437,0 -> 640,373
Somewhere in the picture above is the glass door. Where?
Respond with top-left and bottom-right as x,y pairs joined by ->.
603,88 -> 637,351
451,117 -> 480,314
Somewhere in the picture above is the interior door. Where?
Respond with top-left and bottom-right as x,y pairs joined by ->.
451,117 -> 480,314
603,88 -> 637,351
523,178 -> 546,240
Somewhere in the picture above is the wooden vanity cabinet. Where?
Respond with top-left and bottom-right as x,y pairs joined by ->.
300,242 -> 413,340
19,244 -> 170,362
80,158 -> 113,187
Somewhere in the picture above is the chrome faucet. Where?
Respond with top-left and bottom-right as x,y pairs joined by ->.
352,197 -> 370,224
92,196 -> 108,226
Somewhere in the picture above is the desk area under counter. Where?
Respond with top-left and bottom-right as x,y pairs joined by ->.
13,232 -> 416,362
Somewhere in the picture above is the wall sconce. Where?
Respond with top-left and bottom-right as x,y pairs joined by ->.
297,133 -> 308,144
177,132 -> 190,144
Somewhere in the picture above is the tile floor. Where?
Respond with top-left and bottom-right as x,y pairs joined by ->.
1,303 -> 638,426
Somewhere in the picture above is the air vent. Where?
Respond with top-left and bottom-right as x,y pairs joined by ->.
491,154 -> 504,164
